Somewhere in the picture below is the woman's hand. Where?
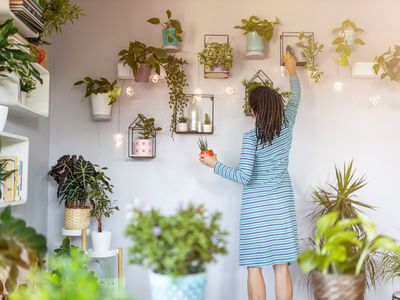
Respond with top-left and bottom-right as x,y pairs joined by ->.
284,53 -> 297,77
200,153 -> 218,168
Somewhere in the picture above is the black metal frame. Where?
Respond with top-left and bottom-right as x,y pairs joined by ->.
175,94 -> 215,135
280,32 -> 314,67
243,70 -> 274,117
203,34 -> 230,79
128,115 -> 157,159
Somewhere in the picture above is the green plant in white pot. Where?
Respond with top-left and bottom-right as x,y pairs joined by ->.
176,116 -> 188,132
133,114 -> 162,157
74,77 -> 121,121
125,203 -> 228,300
198,42 -> 233,76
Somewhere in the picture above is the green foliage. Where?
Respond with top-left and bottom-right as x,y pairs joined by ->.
125,203 -> 228,277
242,79 -> 290,116
74,77 -> 122,105
234,15 -> 280,41
373,45 -> 400,82
54,238 -> 80,258
163,56 -> 188,136
381,247 -> 400,280
177,116 -> 188,123
332,19 -> 365,67
148,10 -> 183,43
204,113 -> 211,125
0,159 -> 16,199
0,19 -> 42,92
198,42 -> 233,70
118,41 -> 167,75
296,32 -> 324,83
197,137 -> 208,151
298,211 -> 397,276
0,207 -> 47,298
134,114 -> 162,140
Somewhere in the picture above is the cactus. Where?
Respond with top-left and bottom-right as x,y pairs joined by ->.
204,113 -> 211,125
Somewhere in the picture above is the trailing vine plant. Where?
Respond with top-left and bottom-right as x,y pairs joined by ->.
296,32 -> 324,83
373,45 -> 400,82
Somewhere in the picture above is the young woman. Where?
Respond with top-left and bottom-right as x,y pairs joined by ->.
200,54 -> 300,300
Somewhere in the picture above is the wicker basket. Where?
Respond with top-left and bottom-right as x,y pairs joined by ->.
64,207 -> 91,230
312,271 -> 365,300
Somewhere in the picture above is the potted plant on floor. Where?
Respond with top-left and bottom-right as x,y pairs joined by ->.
125,203 -> 228,300
74,77 -> 122,120
133,114 -> 162,157
148,10 -> 183,51
202,113 -> 212,133
234,15 -> 280,58
198,42 -> 233,78
298,211 -> 397,300
176,116 -> 188,132
373,45 -> 400,82
118,41 -> 167,82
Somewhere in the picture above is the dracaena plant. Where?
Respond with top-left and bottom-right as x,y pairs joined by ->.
118,41 -> 167,75
134,114 -> 162,140
373,45 -> 400,82
74,77 -> 122,105
296,32 -> 324,83
198,42 -> 233,70
234,15 -> 280,41
332,19 -> 365,67
147,10 -> 183,43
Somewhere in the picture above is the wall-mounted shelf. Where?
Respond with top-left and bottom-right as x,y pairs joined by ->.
0,131 -> 29,208
352,62 -> 379,79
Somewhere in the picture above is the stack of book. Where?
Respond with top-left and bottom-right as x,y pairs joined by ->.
10,0 -> 43,33
0,156 -> 23,203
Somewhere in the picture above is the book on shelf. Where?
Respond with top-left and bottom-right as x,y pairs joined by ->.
0,156 -> 24,203
9,0 -> 44,34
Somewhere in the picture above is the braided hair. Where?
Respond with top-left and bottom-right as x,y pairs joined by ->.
249,85 -> 286,146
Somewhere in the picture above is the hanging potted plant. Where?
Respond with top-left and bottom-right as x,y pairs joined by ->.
176,116 -> 188,132
118,41 -> 167,82
198,42 -> 233,78
202,113 -> 212,133
133,114 -> 162,157
125,203 -> 228,300
234,15 -> 280,58
74,77 -> 121,120
147,10 -> 183,51
296,32 -> 324,83
373,45 -> 400,82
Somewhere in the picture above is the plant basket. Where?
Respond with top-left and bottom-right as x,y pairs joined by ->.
64,207 -> 91,230
312,271 -> 365,300
135,64 -> 152,82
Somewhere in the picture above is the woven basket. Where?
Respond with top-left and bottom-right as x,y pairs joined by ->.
312,271 -> 365,300
64,207 -> 90,230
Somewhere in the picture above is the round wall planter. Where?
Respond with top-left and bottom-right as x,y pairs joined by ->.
246,32 -> 265,58
91,93 -> 112,121
134,139 -> 153,157
202,124 -> 212,133
312,271 -> 365,300
64,207 -> 91,230
0,105 -> 9,131
177,123 -> 188,132
149,271 -> 207,300
135,64 -> 152,83
162,28 -> 178,52
91,230 -> 112,253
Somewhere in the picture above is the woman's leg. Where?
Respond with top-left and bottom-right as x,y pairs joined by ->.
273,264 -> 293,300
247,267 -> 266,300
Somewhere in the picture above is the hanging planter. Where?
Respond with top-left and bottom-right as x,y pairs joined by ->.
134,64 -> 152,83
148,10 -> 183,52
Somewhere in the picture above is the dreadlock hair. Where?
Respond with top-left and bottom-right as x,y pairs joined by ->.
249,85 -> 286,146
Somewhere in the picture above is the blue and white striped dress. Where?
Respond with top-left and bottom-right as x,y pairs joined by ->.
214,76 -> 301,267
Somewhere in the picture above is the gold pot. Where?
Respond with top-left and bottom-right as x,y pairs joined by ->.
64,207 -> 90,230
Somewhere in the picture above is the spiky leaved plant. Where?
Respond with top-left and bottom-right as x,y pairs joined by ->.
197,137 -> 208,152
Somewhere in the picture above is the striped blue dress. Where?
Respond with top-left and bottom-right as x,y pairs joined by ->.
214,76 -> 301,267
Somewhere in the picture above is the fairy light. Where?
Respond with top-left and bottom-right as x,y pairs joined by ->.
151,74 -> 160,83
334,81 -> 343,91
126,86 -> 134,96
280,66 -> 286,77
369,96 -> 381,106
225,86 -> 235,95
194,88 -> 202,95
113,132 -> 123,147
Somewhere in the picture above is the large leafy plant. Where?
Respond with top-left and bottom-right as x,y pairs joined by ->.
0,19 -> 42,92
296,32 -> 324,83
125,203 -> 228,277
234,15 -> 280,41
134,114 -> 162,140
198,42 -> 233,70
74,77 -> 122,105
373,45 -> 400,82
118,41 -> 167,75
147,10 -> 183,43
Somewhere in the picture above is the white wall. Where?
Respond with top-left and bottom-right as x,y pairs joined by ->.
48,0 -> 400,299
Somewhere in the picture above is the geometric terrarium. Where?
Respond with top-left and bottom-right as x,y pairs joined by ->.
280,32 -> 314,66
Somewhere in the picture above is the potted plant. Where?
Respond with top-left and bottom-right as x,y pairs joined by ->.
234,16 -> 280,58
298,211 -> 397,300
296,32 -> 324,83
202,113 -> 212,133
373,45 -> 400,82
118,41 -> 167,82
148,10 -> 183,51
133,114 -> 162,157
198,42 -> 233,76
382,248 -> 400,298
176,116 -> 188,132
125,203 -> 228,300
0,158 -> 16,200
74,77 -> 121,120
197,137 -> 214,156
332,19 -> 365,67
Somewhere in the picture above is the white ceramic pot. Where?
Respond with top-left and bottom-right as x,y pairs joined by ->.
0,105 -> 9,131
134,139 -> 153,157
177,123 -> 188,132
91,93 -> 112,120
203,124 -> 213,133
91,230 -> 112,253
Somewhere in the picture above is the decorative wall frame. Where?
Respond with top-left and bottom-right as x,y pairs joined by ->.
202,34 -> 231,79
280,32 -> 314,66
128,115 -> 158,159
242,70 -> 273,116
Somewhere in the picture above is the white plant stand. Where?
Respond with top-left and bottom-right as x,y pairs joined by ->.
0,0 -> 38,38
61,228 -> 91,251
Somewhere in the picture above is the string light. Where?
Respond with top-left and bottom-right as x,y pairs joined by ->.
126,86 -> 134,96
194,88 -> 202,95
225,86 -> 235,95
151,74 -> 160,83
280,66 -> 286,77
114,132 -> 123,147
334,81 -> 343,91
369,96 -> 381,106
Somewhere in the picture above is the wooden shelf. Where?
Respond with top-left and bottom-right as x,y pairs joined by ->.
175,131 -> 213,135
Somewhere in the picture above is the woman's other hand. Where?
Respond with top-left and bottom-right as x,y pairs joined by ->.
284,53 -> 297,77
200,153 -> 218,168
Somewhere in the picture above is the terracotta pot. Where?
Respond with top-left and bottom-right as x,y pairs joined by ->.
64,207 -> 91,230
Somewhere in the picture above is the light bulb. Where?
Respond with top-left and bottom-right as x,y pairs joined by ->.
126,86 -> 134,96
151,74 -> 160,83
280,65 -> 286,77
225,86 -> 235,95
334,81 -> 343,91
113,132 -> 123,147
194,88 -> 202,95
369,96 -> 381,106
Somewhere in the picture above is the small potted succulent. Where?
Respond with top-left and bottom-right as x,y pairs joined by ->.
176,116 -> 188,132
125,203 -> 228,300
202,113 -> 212,133
147,10 -> 183,51
234,15 -> 280,58
198,42 -> 233,77
74,77 -> 121,120
133,114 -> 162,157
118,41 -> 167,82
197,137 -> 214,156
373,45 -> 400,82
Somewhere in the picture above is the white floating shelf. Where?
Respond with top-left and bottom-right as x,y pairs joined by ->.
87,248 -> 118,258
0,131 -> 29,208
62,228 -> 91,237
352,62 -> 379,79
117,63 -> 134,80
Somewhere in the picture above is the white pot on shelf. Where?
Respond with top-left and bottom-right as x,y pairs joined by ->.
0,105 -> 9,131
134,139 -> 153,157
203,124 -> 213,133
91,93 -> 112,120
91,230 -> 112,253
177,123 -> 188,132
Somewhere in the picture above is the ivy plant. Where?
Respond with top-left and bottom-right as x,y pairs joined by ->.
147,10 -> 183,43
296,32 -> 324,83
134,114 -> 162,140
234,15 -> 280,41
74,77 -> 122,105
373,45 -> 400,82
332,19 -> 365,67
198,42 -> 233,70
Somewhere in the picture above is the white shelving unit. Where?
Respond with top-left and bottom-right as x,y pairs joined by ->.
0,0 -> 38,38
0,131 -> 29,208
